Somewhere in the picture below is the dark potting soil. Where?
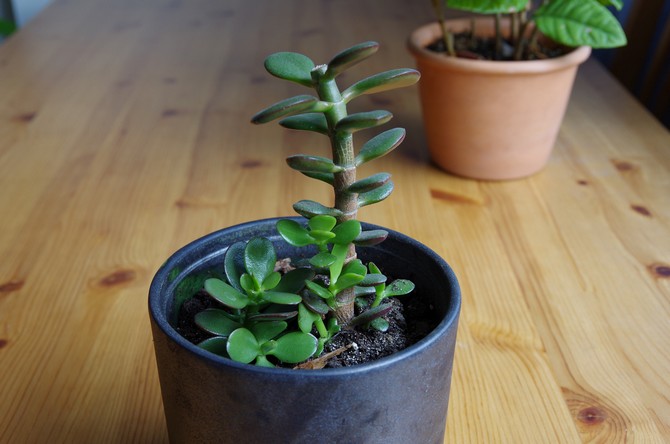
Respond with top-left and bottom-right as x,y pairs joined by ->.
428,32 -> 569,61
176,288 -> 437,369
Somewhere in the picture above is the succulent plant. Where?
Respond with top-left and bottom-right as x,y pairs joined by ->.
194,42 -> 421,367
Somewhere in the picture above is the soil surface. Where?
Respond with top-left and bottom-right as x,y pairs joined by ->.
176,288 -> 437,369
428,32 -> 569,61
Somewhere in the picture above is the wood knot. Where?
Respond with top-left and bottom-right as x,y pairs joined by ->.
611,159 -> 637,173
0,339 -> 8,350
99,269 -> 136,287
240,159 -> 262,169
430,188 -> 482,205
649,263 -> 670,279
631,205 -> 652,217
577,406 -> 607,425
0,280 -> 24,294
161,108 -> 183,118
577,180 -> 589,186
12,112 -> 37,123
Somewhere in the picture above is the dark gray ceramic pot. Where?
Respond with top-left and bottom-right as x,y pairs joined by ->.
149,217 -> 461,444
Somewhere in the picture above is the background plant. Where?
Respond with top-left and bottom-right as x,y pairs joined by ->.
195,42 -> 421,366
431,0 -> 627,60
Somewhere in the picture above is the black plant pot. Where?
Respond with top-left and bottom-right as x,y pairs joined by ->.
149,217 -> 461,444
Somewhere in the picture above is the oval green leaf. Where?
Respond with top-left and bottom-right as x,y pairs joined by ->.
286,154 -> 343,174
194,308 -> 242,337
326,41 -> 379,78
251,321 -> 287,344
224,242 -> 246,292
298,303 -> 321,333
308,215 -> 337,232
357,181 -> 394,208
276,219 -> 314,247
204,278 -> 249,309
447,0 -> 527,14
197,336 -> 229,356
264,52 -> 315,87
226,328 -> 260,364
293,200 -> 343,219
270,332 -> 318,363
342,69 -> 420,103
280,113 -> 329,135
347,173 -> 391,194
534,0 -> 627,48
331,219 -> 362,245
302,291 -> 330,315
355,128 -> 405,166
335,110 -> 392,133
353,229 -> 388,247
384,279 -> 415,297
262,291 -> 303,305
245,237 -> 276,284
274,267 -> 315,293
251,95 -> 327,124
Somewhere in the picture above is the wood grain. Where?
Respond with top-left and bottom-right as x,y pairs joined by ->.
1,0 -> 669,442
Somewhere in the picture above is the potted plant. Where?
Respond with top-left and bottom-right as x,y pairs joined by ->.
149,41 -> 462,443
408,0 -> 627,180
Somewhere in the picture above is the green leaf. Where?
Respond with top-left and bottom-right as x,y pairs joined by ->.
358,180 -> 394,208
247,310 -> 298,322
227,328 -> 260,364
326,41 -> 379,78
384,279 -> 415,297
301,171 -> 335,185
280,114 -> 329,135
286,154 -> 343,174
251,321 -> 287,343
342,69 -> 420,103
305,280 -> 334,301
353,229 -> 388,246
332,273 -> 366,294
197,337 -> 229,356
355,128 -> 405,166
245,238 -> 276,284
349,303 -> 393,327
358,273 -> 387,287
328,243 -> 349,285
239,273 -> 257,294
277,219 -> 314,247
302,291 -> 330,314
270,332 -> 318,363
194,309 -> 242,337
347,173 -> 391,194
255,355 -> 276,368
447,0 -> 527,14
534,0 -> 627,48
331,220 -> 362,245
298,303 -> 321,333
370,317 -> 390,332
251,95 -> 329,124
204,278 -> 249,309
308,215 -> 337,232
355,286 -> 376,298
310,252 -> 337,268
262,271 -> 281,290
264,52 -> 315,87
597,0 -> 623,11
224,242 -> 246,292
335,110 -> 392,133
274,267 -> 315,293
343,259 -> 367,276
0,19 -> 17,38
262,291 -> 303,305
293,200 -> 343,219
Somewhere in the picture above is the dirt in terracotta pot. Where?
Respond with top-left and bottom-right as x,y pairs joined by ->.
176,288 -> 437,369
428,32 -> 569,61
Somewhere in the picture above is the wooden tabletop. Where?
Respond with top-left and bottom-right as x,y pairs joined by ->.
1,0 -> 669,442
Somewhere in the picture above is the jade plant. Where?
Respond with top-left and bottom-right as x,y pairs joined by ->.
431,0 -> 627,60
193,42 -> 420,367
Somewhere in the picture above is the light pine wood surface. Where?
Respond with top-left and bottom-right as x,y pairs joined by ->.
1,0 -> 669,442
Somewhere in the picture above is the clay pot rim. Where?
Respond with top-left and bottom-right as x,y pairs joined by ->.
408,20 -> 592,75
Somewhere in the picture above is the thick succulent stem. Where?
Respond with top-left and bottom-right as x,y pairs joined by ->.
312,66 -> 358,324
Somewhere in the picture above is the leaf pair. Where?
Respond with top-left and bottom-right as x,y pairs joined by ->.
224,322 -> 318,367
276,216 -> 361,249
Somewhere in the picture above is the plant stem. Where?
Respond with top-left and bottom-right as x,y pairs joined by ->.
494,14 -> 502,60
313,66 -> 358,325
431,0 -> 455,56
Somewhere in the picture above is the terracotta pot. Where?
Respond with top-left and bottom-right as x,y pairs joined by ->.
408,19 -> 591,180
149,217 -> 461,443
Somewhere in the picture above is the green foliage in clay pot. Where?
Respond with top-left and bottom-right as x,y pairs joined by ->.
431,0 -> 626,60
192,42 -> 421,367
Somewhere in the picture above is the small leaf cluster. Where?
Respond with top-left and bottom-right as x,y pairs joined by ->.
432,0 -> 626,60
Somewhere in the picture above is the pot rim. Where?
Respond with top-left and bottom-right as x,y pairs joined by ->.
408,19 -> 592,75
149,217 -> 461,378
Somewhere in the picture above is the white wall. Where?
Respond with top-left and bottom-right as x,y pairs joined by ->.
13,0 -> 53,27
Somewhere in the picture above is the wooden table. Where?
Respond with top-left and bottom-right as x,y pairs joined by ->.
1,0 -> 669,442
